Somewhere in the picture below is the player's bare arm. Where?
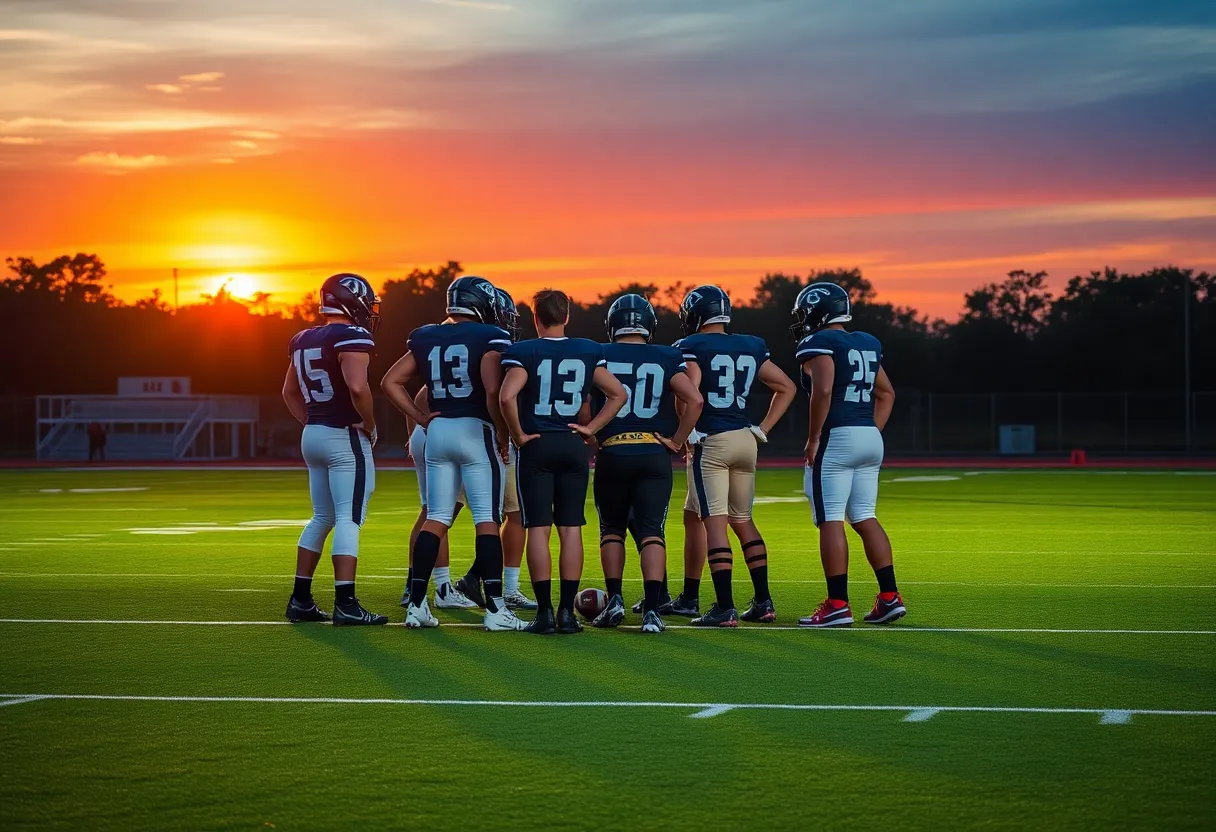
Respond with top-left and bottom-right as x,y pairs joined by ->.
340,351 -> 377,441
480,350 -> 511,461
281,361 -> 308,426
805,354 -> 835,462
666,371 -> 704,449
873,366 -> 895,431
499,365 -> 537,447
572,366 -> 627,437
756,359 -> 796,436
381,352 -> 430,427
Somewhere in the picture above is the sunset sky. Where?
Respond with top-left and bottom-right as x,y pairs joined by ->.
2,0 -> 1214,317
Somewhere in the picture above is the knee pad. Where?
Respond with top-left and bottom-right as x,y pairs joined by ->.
331,520 -> 361,557
297,519 -> 333,554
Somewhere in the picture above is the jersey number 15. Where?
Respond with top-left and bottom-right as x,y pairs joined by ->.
293,348 -> 333,403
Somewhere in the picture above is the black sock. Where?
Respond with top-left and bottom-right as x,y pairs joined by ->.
827,573 -> 848,603
875,565 -> 898,594
683,577 -> 700,600
292,576 -> 312,602
710,569 -> 733,610
643,579 -> 662,613
661,571 -> 669,597
533,579 -> 552,611
409,531 -> 441,606
475,534 -> 504,611
405,567 -> 413,589
606,577 -> 623,599
748,564 -> 770,602
559,579 -> 579,612
335,581 -> 355,607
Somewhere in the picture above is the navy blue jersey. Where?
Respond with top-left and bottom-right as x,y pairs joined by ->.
796,328 -> 883,430
594,342 -> 687,455
408,321 -> 512,424
502,337 -> 605,434
676,332 -> 770,435
288,323 -> 376,428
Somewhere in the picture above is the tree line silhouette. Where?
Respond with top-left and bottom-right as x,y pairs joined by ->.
7,253 -> 1212,400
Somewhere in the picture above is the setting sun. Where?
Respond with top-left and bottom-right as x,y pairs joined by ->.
216,272 -> 259,299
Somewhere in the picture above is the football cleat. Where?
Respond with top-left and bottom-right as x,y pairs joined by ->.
556,607 -> 584,634
454,575 -> 486,608
592,594 -> 626,628
799,599 -> 853,628
662,594 -> 699,617
863,592 -> 907,625
640,610 -> 666,634
504,588 -> 538,610
483,602 -> 528,631
740,597 -> 777,623
404,599 -> 440,629
332,600 -> 388,626
524,607 -> 557,635
631,592 -> 673,614
691,603 -> 738,628
285,596 -> 330,623
434,582 -> 478,609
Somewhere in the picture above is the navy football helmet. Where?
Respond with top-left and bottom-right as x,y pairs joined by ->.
319,273 -> 380,332
679,285 -> 731,336
606,293 -> 658,342
494,287 -> 521,341
447,276 -> 498,324
790,282 -> 851,342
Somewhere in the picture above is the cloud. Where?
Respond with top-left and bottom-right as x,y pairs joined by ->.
146,83 -> 182,94
179,71 -> 224,83
231,139 -> 257,148
0,136 -> 42,145
233,130 -> 279,139
76,151 -> 168,170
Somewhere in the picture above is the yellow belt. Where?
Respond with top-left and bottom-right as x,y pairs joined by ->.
601,431 -> 661,448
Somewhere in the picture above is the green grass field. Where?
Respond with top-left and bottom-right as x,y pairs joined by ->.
2,466 -> 1214,831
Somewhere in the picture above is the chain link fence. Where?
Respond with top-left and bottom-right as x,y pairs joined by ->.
2,392 -> 1212,460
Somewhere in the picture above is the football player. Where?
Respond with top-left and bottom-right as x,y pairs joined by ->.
591,294 -> 703,633
281,273 -> 388,626
454,288 -> 537,611
675,286 -> 797,627
400,386 -> 477,610
499,289 -> 628,634
381,276 -> 526,631
791,282 -> 905,627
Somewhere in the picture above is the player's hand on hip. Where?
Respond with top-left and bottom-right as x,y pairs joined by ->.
496,437 -> 510,463
749,425 -> 769,444
355,422 -> 378,448
657,434 -> 682,454
569,424 -> 598,448
514,432 -> 541,448
805,434 -> 819,465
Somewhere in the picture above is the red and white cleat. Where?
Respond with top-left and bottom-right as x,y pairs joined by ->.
863,592 -> 907,625
798,598 -> 853,628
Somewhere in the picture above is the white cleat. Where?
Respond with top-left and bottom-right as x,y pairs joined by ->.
483,601 -> 527,631
434,582 -> 479,609
404,599 -> 439,629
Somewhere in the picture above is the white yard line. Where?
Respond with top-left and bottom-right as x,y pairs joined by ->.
0,618 -> 1212,634
0,693 -> 1212,724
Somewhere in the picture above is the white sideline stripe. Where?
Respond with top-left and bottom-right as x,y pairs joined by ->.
0,618 -> 1212,635
1,693 -> 1213,722
904,708 -> 940,722
0,695 -> 47,708
1100,710 -> 1134,725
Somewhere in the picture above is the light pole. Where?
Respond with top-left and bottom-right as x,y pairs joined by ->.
1183,270 -> 1192,454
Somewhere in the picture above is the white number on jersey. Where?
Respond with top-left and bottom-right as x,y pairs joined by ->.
607,361 -> 664,419
427,344 -> 473,400
535,358 -> 585,417
293,348 -> 334,403
706,353 -> 757,409
843,349 -> 878,402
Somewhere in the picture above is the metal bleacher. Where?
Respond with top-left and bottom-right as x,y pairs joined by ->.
36,395 -> 259,461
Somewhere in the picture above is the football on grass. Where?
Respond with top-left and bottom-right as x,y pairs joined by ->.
575,588 -> 608,620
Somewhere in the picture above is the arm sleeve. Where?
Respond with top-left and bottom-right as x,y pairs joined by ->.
594,343 -> 607,368
487,326 -> 512,353
334,327 -> 375,353
501,343 -> 525,369
795,334 -> 833,360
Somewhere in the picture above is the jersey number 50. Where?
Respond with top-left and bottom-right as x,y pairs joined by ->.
606,362 -> 663,419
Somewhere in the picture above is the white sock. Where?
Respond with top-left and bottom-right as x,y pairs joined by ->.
433,567 -> 451,588
504,566 -> 520,595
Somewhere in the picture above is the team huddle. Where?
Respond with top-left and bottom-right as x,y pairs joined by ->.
281,273 -> 906,634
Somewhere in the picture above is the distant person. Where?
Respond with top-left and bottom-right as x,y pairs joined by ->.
674,286 -> 796,627
499,288 -> 628,634
281,272 -> 387,626
87,422 -> 106,462
791,282 -> 905,627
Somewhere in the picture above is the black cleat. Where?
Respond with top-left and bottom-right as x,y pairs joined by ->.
631,592 -> 672,614
524,607 -> 557,635
285,596 -> 330,623
661,594 -> 699,617
691,603 -> 739,628
593,594 -> 626,628
641,609 -> 666,633
740,597 -> 777,623
454,574 -> 486,608
556,607 -> 584,634
332,600 -> 389,626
